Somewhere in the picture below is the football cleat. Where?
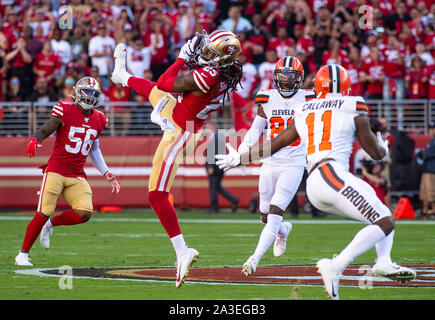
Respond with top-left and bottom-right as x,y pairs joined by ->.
175,248 -> 200,288
111,43 -> 131,87
316,258 -> 340,300
372,261 -> 417,283
241,256 -> 258,277
40,220 -> 53,249
15,252 -> 33,266
273,221 -> 292,258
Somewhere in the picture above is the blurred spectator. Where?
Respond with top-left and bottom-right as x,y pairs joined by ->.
30,77 -> 57,128
236,51 -> 259,99
88,24 -> 115,89
313,25 -> 330,67
360,160 -> 389,205
5,37 -> 33,98
126,36 -> 151,78
106,83 -> 132,136
4,76 -> 27,136
50,28 -> 72,76
32,40 -> 60,89
381,35 -> 407,128
267,26 -> 295,59
258,49 -> 278,90
58,77 -> 75,103
173,1 -> 195,42
140,16 -> 171,81
418,122 -> 435,219
360,46 -> 385,101
24,6 -> 55,40
385,1 -> 411,33
406,56 -> 428,99
244,13 -> 268,65
219,4 -> 253,34
346,46 -> 364,97
67,24 -> 88,61
410,42 -> 434,67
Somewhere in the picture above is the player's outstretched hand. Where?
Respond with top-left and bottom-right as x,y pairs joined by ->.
376,132 -> 389,155
26,138 -> 41,158
215,143 -> 241,172
105,172 -> 121,193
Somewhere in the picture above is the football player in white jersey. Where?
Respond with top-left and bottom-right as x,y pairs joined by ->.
238,56 -> 315,276
216,64 -> 416,300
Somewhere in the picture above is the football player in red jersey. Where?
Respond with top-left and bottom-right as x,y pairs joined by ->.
15,77 -> 120,266
111,30 -> 243,287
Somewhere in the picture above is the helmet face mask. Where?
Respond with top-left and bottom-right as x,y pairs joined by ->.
74,77 -> 102,110
273,69 -> 303,97
273,56 -> 304,97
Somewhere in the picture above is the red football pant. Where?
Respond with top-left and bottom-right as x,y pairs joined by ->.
21,213 -> 48,252
128,77 -> 155,99
51,209 -> 89,226
148,190 -> 181,238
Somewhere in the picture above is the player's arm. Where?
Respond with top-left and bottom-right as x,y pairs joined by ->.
26,116 -> 63,158
215,121 -> 299,171
89,138 -> 120,193
241,120 -> 300,164
354,115 -> 387,160
238,106 -> 267,153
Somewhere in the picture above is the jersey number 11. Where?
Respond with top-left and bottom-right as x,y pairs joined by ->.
305,110 -> 332,155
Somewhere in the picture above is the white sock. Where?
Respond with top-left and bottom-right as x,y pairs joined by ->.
332,225 -> 386,274
46,218 -> 53,228
170,234 -> 188,259
375,230 -> 394,264
278,221 -> 292,237
252,214 -> 283,262
122,73 -> 132,87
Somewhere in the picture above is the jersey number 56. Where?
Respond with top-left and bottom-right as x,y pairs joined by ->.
65,126 -> 98,156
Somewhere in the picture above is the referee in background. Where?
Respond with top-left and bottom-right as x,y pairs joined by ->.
205,122 -> 239,213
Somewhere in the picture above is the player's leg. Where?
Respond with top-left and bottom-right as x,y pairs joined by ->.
215,173 -> 239,212
148,128 -> 199,287
39,177 -> 93,249
15,172 -> 63,265
271,166 -> 304,258
242,164 -> 276,276
309,161 -> 415,299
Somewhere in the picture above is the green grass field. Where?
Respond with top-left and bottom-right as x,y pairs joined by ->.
1,209 -> 434,301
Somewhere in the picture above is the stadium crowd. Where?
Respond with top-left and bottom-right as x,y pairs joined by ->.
0,0 -> 434,102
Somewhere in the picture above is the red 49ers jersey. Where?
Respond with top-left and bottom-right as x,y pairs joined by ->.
172,66 -> 226,132
46,102 -> 108,178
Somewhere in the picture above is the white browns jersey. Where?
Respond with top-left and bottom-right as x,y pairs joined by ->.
293,94 -> 369,173
256,88 -> 315,167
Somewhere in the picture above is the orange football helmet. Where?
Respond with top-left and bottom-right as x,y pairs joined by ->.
313,64 -> 351,98
273,56 -> 304,97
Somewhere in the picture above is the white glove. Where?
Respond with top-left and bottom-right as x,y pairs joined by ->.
178,40 -> 192,60
376,132 -> 389,155
178,37 -> 198,61
215,143 -> 241,172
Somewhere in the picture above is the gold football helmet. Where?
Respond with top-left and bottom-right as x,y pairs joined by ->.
194,30 -> 241,68
74,77 -> 102,110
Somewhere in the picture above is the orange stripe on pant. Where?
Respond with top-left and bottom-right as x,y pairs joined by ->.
319,163 -> 345,192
